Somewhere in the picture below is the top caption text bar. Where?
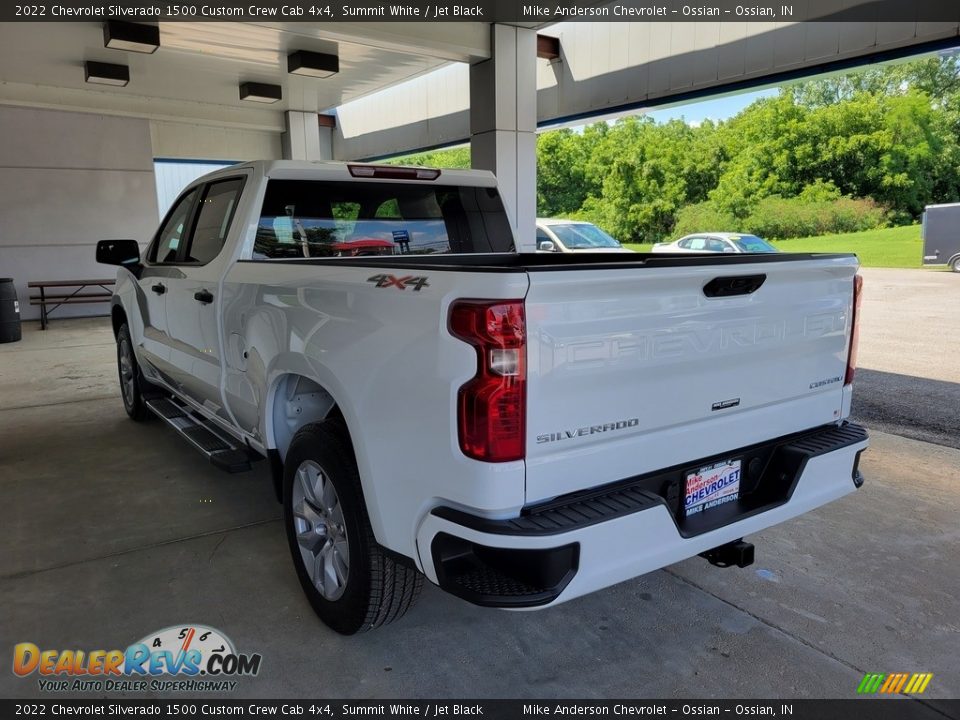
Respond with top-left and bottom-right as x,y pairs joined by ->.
5,0 -> 960,23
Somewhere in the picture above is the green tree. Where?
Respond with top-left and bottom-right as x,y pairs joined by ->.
389,145 -> 470,168
574,116 -> 724,242
536,128 -> 600,217
792,54 -> 960,107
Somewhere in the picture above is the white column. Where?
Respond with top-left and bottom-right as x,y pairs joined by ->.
282,111 -> 331,161
317,124 -> 333,161
470,24 -> 537,252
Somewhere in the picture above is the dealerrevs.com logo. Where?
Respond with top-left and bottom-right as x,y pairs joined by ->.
13,624 -> 262,693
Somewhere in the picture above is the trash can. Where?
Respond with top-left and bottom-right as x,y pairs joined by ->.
0,278 -> 22,343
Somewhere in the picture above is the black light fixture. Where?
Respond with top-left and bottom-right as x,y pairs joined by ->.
103,21 -> 160,54
239,82 -> 282,104
287,50 -> 339,78
84,61 -> 130,87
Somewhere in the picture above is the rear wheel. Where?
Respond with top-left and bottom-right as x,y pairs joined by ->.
283,421 -> 423,634
116,323 -> 150,421
950,256 -> 960,273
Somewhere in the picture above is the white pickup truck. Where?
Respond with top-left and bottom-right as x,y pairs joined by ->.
97,160 -> 868,635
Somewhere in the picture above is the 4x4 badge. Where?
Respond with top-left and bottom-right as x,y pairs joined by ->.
367,274 -> 430,291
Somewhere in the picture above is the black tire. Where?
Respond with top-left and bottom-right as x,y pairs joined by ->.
116,323 -> 150,421
950,256 -> 960,273
283,420 -> 423,634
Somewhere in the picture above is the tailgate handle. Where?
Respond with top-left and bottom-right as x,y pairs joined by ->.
703,274 -> 766,298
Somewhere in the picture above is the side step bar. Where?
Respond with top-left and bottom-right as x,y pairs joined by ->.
144,396 -> 255,473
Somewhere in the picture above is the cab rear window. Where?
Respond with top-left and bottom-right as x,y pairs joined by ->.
252,180 -> 513,259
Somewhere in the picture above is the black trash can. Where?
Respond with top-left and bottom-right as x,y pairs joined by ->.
0,278 -> 22,343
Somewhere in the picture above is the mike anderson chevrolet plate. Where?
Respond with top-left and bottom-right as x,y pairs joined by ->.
684,459 -> 742,517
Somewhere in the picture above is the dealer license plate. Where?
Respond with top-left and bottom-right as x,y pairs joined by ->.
684,458 -> 741,517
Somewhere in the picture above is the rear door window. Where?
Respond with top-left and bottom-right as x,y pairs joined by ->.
252,180 -> 513,259
185,178 -> 244,265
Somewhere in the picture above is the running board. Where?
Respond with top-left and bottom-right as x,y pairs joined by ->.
144,397 -> 254,473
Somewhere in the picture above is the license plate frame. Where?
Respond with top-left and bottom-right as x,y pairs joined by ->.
683,458 -> 742,518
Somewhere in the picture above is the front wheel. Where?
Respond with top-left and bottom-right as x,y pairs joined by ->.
950,256 -> 960,273
283,421 -> 423,634
116,323 -> 150,421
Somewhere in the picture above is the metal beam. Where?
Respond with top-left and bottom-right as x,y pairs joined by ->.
537,34 -> 560,60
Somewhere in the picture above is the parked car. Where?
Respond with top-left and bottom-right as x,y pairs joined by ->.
96,161 -> 867,635
653,233 -> 778,254
536,218 -> 633,253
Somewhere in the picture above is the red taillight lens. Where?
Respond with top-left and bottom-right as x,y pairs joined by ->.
845,274 -> 863,385
449,300 -> 526,463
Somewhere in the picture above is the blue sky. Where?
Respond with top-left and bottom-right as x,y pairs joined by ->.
645,88 -> 779,125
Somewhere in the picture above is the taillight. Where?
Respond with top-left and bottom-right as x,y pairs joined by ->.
845,274 -> 863,385
448,300 -> 526,462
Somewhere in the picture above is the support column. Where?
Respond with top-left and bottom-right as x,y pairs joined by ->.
470,24 -> 537,252
281,110 -> 332,161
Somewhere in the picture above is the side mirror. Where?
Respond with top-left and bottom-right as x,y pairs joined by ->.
97,239 -> 141,266
537,239 -> 556,252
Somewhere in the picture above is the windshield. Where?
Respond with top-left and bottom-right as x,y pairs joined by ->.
730,235 -> 777,253
549,224 -> 622,249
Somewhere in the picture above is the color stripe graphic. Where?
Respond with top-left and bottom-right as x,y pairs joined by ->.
857,673 -> 933,694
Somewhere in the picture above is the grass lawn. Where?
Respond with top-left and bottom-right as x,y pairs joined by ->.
624,225 -> 924,268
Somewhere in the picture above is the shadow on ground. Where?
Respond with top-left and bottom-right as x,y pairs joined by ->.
851,369 -> 960,450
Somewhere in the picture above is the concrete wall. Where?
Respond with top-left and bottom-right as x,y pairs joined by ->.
150,120 -> 282,162
154,160 -> 235,219
0,106 -> 159,322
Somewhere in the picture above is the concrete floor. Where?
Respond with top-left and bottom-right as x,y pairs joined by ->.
1,268 -> 958,700
851,268 -> 960,449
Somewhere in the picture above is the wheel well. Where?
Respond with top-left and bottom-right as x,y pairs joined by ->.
111,305 -> 126,338
268,374 -> 346,502
270,374 -> 343,461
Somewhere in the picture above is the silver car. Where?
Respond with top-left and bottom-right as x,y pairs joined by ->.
536,218 -> 634,254
652,232 -> 778,254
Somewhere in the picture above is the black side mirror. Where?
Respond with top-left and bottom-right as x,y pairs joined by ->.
97,239 -> 141,267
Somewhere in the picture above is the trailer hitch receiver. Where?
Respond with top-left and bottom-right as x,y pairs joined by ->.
700,539 -> 755,569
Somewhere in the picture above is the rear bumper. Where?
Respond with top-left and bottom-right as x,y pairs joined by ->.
416,423 -> 868,608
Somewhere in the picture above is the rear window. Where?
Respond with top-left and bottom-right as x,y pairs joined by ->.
252,180 -> 514,259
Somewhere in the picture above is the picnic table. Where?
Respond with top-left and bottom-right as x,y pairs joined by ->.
28,279 -> 115,330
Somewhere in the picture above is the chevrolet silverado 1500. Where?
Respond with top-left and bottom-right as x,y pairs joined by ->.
96,161 -> 868,634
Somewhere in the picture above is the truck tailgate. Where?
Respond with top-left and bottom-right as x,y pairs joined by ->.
524,255 -> 858,504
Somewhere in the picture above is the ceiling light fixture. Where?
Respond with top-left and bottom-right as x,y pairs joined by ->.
103,21 -> 160,54
287,50 -> 339,78
84,61 -> 130,87
239,82 -> 282,103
